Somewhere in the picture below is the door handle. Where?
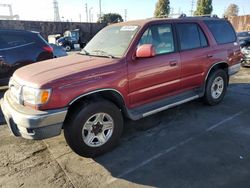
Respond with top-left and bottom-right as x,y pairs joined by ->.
169,60 -> 177,67
207,54 -> 213,58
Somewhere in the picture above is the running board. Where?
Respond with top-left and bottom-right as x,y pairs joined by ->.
126,89 -> 203,120
142,95 -> 199,117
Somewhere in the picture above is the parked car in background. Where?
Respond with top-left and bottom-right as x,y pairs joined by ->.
238,31 -> 250,67
241,45 -> 250,67
50,44 -> 68,58
0,29 -> 53,86
1,16 -> 241,157
237,31 -> 250,47
56,29 -> 85,52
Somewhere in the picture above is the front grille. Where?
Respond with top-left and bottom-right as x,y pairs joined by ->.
9,78 -> 22,104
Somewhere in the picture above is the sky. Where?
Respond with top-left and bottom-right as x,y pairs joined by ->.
0,0 -> 250,22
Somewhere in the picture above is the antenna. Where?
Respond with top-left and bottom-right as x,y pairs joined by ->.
53,0 -> 61,22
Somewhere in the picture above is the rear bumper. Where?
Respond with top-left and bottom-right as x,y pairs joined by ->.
0,91 -> 68,140
228,63 -> 241,75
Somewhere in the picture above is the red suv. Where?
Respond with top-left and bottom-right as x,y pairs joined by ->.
1,16 -> 241,157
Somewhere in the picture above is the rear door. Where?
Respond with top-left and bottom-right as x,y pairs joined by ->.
204,20 -> 241,67
175,22 -> 214,91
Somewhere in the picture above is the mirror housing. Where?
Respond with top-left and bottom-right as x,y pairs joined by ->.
136,44 -> 156,58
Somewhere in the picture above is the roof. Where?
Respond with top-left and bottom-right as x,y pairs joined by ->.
111,16 -> 223,27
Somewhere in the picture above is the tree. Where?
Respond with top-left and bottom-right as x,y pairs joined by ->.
154,0 -> 170,17
97,13 -> 123,24
224,4 -> 239,18
194,0 -> 213,16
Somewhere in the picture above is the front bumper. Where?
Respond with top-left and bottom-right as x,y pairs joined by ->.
0,90 -> 68,140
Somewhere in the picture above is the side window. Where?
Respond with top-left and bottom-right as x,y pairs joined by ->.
198,27 -> 208,47
205,20 -> 236,44
138,24 -> 175,55
0,35 -> 7,49
176,23 -> 208,51
1,33 -> 33,48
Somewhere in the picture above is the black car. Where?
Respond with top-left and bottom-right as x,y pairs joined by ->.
0,29 -> 53,86
237,31 -> 250,47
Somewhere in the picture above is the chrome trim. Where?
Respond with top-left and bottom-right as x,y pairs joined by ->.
142,95 -> 199,117
69,88 -> 125,105
205,62 -> 228,82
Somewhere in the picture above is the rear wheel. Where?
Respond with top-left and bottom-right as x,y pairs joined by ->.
64,45 -> 71,52
64,100 -> 123,157
203,69 -> 228,105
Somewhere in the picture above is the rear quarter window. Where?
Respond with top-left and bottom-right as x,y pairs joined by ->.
204,20 -> 236,45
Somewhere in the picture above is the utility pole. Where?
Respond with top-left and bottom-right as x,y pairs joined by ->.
190,0 -> 195,16
89,7 -> 93,22
99,0 -> 102,22
85,3 -> 88,22
124,9 -> 127,22
53,0 -> 61,22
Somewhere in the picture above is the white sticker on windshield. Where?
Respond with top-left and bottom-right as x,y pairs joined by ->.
120,26 -> 138,31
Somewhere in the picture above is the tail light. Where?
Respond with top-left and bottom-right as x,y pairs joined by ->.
43,46 -> 53,53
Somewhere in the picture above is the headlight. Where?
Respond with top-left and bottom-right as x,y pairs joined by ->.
22,86 -> 51,105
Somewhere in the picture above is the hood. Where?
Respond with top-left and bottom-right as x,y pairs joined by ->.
13,54 -> 119,88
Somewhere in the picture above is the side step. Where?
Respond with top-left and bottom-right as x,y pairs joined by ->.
126,89 -> 203,120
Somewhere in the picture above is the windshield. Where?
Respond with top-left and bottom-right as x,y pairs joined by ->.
83,25 -> 139,58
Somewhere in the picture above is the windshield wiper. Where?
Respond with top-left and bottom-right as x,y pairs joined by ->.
92,50 -> 115,58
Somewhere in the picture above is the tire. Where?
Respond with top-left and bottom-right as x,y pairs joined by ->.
203,69 -> 228,106
64,45 -> 71,52
64,100 -> 123,157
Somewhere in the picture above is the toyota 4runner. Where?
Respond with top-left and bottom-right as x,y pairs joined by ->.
1,16 -> 241,157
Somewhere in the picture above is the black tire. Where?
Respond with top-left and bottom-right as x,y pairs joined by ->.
64,100 -> 123,158
203,69 -> 228,106
64,45 -> 71,52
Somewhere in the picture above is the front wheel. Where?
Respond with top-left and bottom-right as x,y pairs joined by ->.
64,100 -> 123,157
203,69 -> 228,106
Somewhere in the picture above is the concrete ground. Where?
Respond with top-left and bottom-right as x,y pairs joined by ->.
1,68 -> 250,188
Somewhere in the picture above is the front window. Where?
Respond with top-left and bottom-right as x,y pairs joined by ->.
138,24 -> 175,55
83,25 -> 139,58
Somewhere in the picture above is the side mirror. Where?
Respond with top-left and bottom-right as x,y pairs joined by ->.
136,44 -> 156,58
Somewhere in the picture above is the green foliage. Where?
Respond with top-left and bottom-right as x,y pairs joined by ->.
224,4 -> 239,18
97,13 -> 123,24
154,0 -> 170,17
194,0 -> 213,16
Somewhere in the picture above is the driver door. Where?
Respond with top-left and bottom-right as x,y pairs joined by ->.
127,24 -> 181,108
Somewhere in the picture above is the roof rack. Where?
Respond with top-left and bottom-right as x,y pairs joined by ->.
179,14 -> 219,19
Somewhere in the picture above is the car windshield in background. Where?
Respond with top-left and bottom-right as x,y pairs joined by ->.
237,32 -> 250,38
83,25 -> 139,58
